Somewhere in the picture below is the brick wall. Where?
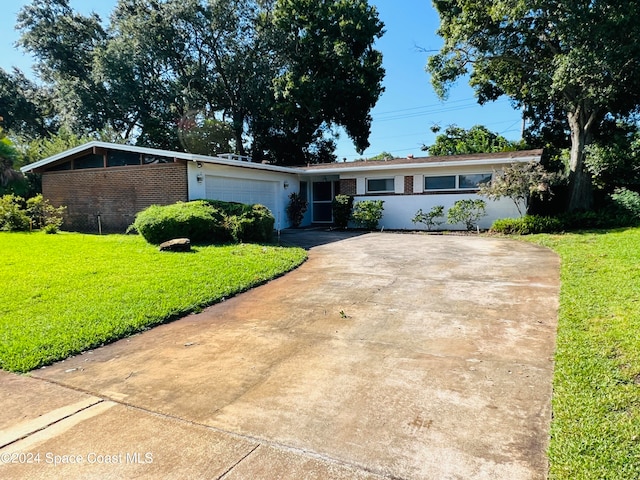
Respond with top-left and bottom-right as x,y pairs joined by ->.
404,176 -> 413,194
339,178 -> 356,196
43,163 -> 188,232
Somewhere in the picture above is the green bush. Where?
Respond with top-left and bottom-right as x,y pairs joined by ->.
332,194 -> 354,229
0,194 -> 30,231
228,203 -> 274,243
610,187 -> 640,218
490,215 -> 563,235
130,201 -> 228,244
447,199 -> 487,231
352,200 -> 384,230
26,194 -> 66,233
205,200 -> 274,242
286,192 -> 308,228
557,209 -> 638,230
412,205 -> 445,231
130,200 -> 275,245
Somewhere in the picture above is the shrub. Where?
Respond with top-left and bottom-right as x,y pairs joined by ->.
412,205 -> 445,231
229,203 -> 274,243
204,200 -> 274,242
556,209 -> 638,230
286,192 -> 308,228
130,201 -> 229,244
447,199 -> 487,231
332,194 -> 354,229
352,200 -> 384,230
26,194 -> 66,233
610,187 -> 640,218
0,194 -> 30,231
490,215 -> 563,235
130,200 -> 275,245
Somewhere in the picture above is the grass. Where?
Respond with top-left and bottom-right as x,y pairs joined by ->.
0,232 -> 307,373
526,228 -> 640,479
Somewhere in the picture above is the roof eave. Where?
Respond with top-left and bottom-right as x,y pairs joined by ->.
298,153 -> 542,175
20,141 -> 300,175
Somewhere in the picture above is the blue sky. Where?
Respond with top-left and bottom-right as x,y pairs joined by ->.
1,0 -> 523,160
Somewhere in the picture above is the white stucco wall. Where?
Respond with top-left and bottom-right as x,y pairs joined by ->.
187,162 -> 299,230
352,193 -> 522,230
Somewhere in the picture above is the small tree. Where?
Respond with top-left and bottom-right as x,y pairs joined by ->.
412,205 -> 445,231
0,194 -> 30,231
26,194 -> 66,233
447,199 -> 487,231
332,194 -> 353,229
286,192 -> 308,228
478,162 -> 559,216
352,200 -> 384,230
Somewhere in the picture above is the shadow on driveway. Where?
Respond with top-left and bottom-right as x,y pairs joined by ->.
276,227 -> 368,249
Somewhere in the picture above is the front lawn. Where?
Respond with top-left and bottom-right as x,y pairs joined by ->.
527,228 -> 640,479
1,232 -> 306,372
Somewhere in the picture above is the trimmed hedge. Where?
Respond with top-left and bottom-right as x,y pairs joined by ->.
491,210 -> 640,235
130,200 -> 274,244
490,215 -> 563,235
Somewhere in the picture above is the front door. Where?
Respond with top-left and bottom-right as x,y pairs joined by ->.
312,181 -> 334,223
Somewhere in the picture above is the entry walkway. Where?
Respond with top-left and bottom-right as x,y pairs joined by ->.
0,233 -> 559,479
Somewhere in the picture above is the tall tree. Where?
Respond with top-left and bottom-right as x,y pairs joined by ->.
424,124 -> 522,156
260,0 -> 385,164
427,0 -> 640,210
16,0 -> 384,164
16,0 -> 108,133
0,130 -> 26,194
0,68 -> 53,137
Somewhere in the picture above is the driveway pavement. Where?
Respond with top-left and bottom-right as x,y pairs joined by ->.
0,232 -> 559,479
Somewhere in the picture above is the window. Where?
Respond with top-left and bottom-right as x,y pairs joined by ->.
107,151 -> 141,167
74,154 -> 104,170
367,178 -> 394,193
47,161 -> 72,172
425,175 -> 456,190
459,173 -> 492,189
143,155 -> 172,165
425,173 -> 492,191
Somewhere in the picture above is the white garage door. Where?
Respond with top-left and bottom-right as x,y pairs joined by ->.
205,175 -> 278,217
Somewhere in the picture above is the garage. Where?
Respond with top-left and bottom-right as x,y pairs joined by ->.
205,175 -> 279,219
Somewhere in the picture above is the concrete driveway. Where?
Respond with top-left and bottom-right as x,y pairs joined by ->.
0,232 -> 559,479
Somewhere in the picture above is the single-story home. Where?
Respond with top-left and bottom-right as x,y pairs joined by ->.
21,141 -> 543,232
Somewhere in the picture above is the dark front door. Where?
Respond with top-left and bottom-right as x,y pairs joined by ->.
312,181 -> 334,223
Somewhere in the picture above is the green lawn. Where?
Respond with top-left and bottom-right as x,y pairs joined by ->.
527,228 -> 640,479
1,232 -> 306,373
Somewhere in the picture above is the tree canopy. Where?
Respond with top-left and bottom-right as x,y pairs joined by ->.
10,0 -> 385,166
424,124 -> 522,156
427,0 -> 640,210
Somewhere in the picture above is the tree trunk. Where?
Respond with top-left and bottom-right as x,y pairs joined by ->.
232,111 -> 246,156
566,105 -> 597,211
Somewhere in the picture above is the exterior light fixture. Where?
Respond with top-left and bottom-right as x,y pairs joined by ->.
284,181 -> 289,189
196,161 -> 203,168
196,173 -> 204,183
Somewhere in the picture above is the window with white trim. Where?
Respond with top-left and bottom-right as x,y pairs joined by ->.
366,178 -> 394,193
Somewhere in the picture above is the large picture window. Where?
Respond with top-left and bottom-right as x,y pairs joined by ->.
425,173 -> 492,191
459,173 -> 492,189
425,175 -> 456,190
367,178 -> 394,193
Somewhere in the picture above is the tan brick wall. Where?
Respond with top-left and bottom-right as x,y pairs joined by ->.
42,163 -> 188,232
339,178 -> 356,196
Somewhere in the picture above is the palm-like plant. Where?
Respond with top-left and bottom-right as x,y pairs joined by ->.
0,135 -> 23,189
